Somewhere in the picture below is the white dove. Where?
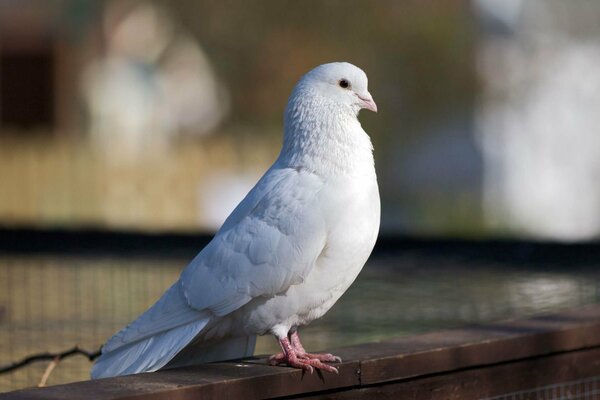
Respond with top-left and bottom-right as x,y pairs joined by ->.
91,61 -> 379,378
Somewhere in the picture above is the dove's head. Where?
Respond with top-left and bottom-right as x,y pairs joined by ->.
293,62 -> 377,115
282,62 -> 377,170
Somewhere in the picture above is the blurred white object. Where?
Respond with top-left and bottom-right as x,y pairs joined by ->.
475,0 -> 600,240
82,1 -> 228,160
197,173 -> 259,230
473,0 -> 523,32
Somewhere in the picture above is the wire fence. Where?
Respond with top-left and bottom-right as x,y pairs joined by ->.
2,250 -> 600,393
0,255 -> 182,392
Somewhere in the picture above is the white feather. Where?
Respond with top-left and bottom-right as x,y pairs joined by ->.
91,318 -> 210,379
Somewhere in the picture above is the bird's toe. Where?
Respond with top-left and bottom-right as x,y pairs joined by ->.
300,352 -> 342,363
268,352 -> 286,365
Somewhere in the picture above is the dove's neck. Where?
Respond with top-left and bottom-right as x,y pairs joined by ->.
278,89 -> 375,176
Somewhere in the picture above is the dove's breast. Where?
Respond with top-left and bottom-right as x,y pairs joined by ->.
298,169 -> 381,321
237,165 -> 380,336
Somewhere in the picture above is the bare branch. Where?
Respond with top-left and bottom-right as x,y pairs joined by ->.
0,346 -> 101,375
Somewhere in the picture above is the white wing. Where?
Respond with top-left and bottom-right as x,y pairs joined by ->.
181,166 -> 327,315
92,166 -> 327,378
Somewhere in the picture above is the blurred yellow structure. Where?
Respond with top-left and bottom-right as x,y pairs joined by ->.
0,133 -> 276,230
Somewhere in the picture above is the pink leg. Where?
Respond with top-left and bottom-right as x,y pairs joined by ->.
268,332 -> 341,373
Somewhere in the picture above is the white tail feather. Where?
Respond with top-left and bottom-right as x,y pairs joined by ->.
91,318 -> 209,379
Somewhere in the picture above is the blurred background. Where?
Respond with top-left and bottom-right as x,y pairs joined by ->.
1,0 -> 600,393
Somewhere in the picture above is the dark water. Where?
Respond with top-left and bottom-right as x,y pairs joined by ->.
1,251 -> 599,392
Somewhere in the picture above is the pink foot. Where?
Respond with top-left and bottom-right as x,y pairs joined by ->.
269,331 -> 341,374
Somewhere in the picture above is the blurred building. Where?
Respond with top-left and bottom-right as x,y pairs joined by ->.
0,1 -> 241,231
0,1 -> 228,139
82,1 -> 229,160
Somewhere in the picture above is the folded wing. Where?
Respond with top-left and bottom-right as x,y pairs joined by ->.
92,167 -> 327,378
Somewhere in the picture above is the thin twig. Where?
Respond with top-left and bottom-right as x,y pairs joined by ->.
0,346 -> 101,375
38,356 -> 60,387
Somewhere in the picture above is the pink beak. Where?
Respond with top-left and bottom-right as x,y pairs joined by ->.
357,92 -> 378,113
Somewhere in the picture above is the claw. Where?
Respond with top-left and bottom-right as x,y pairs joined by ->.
270,333 -> 341,374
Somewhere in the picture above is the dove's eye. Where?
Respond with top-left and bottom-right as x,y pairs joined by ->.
338,79 -> 350,89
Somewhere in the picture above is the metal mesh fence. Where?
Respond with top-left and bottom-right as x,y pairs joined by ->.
2,251 -> 600,393
0,255 -> 182,392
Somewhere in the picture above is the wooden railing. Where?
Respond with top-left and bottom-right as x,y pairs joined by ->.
3,305 -> 600,399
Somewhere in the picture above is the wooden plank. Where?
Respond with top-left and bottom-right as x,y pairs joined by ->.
3,305 -> 600,400
296,346 -> 600,399
355,305 -> 600,384
2,361 -> 360,400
